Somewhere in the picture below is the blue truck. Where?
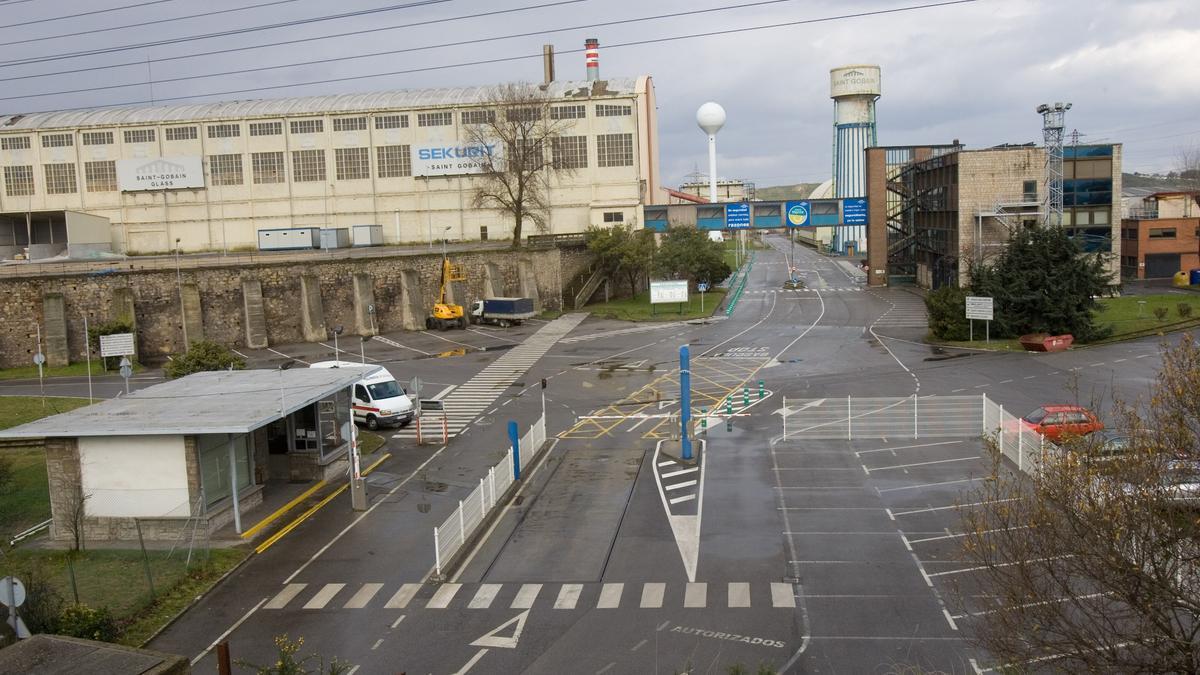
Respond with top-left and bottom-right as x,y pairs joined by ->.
467,297 -> 536,327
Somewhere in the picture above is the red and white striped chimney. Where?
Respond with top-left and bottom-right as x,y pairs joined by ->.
585,38 -> 599,81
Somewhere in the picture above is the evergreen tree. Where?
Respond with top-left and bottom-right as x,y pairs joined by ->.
653,225 -> 731,290
970,225 -> 1115,340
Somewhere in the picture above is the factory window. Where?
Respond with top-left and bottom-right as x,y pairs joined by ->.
209,154 -> 244,186
376,145 -> 411,178
515,139 -> 543,167
335,147 -> 370,180
290,119 -> 324,134
84,161 -> 117,192
249,121 -> 283,137
43,163 -> 77,194
1066,159 -> 1112,180
479,225 -> 488,241
506,107 -> 542,122
42,133 -> 73,148
1022,180 -> 1037,202
1149,228 -> 1176,239
552,135 -> 587,169
332,117 -> 367,132
207,124 -> 241,139
603,211 -> 624,223
1,136 -> 30,151
596,104 -> 632,117
550,104 -> 586,120
165,126 -> 198,141
375,114 -> 408,129
461,109 -> 495,125
123,129 -> 156,144
252,152 -> 285,184
82,132 -> 113,146
3,165 -> 34,196
417,112 -> 452,127
812,201 -> 838,216
292,149 -> 326,182
596,133 -> 633,167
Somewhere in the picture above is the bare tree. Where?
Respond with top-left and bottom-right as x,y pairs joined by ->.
61,483 -> 90,552
462,83 -> 576,249
1177,144 -> 1200,195
957,336 -> 1200,672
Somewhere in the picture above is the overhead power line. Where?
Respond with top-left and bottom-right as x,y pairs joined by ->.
0,0 -> 802,101
0,0 -> 458,69
0,0 -> 585,85
1,0 -> 307,44
2,0 -> 981,115
0,0 -> 181,30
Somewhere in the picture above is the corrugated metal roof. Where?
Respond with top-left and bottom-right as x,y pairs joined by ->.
0,368 -> 364,437
0,78 -> 641,132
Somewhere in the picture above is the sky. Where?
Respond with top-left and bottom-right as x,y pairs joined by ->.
1,0 -> 1198,188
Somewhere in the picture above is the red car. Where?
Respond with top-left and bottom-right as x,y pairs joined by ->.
1021,405 -> 1104,441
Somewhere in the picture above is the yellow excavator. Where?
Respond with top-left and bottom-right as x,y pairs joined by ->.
426,257 -> 467,330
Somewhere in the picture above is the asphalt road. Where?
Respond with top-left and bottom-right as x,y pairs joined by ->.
21,234 -> 1186,673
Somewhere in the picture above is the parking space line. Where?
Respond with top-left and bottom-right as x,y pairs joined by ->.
908,525 -> 1027,545
866,456 -> 980,472
855,440 -> 963,456
891,498 -> 1017,517
878,477 -> 980,493
268,347 -> 308,364
951,592 -> 1107,620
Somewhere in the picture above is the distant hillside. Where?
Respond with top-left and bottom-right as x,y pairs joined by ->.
755,183 -> 821,201
1122,172 -> 1197,192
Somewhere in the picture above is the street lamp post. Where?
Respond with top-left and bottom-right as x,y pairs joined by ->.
331,325 -> 343,360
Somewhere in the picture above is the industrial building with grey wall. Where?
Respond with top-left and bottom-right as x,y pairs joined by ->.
866,142 -> 1122,289
0,44 -> 661,257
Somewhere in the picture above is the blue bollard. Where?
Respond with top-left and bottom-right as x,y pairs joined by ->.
509,420 -> 521,480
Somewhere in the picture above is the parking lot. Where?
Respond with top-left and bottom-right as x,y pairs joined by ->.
772,429 -> 998,672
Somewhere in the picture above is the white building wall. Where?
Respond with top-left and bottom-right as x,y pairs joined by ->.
0,80 -> 654,253
78,435 -> 190,518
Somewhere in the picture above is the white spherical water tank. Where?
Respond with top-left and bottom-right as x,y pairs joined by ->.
696,102 -> 727,136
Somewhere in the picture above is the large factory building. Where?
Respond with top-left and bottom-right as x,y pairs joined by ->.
0,46 -> 660,257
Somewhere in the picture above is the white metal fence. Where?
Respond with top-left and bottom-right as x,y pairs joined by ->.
433,414 -> 547,578
780,394 -> 1052,476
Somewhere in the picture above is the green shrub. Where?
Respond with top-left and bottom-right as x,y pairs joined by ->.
15,569 -> 64,635
1154,306 -> 1170,321
164,340 -> 246,379
1177,303 -> 1193,319
924,285 -> 970,340
56,603 -> 117,642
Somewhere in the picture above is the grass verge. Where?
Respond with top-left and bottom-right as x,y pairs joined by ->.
934,294 -> 1200,351
358,430 -> 385,455
588,288 -> 727,322
1,397 -> 93,537
0,547 -> 248,647
0,361 -> 142,381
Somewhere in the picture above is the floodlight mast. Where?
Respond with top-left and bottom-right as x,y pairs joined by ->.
1038,101 -> 1072,227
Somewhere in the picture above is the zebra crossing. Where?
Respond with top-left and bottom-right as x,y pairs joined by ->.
263,580 -> 798,612
744,288 -> 862,294
392,313 -> 588,440
870,290 -> 929,329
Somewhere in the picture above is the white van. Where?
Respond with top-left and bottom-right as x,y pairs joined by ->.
310,361 -> 414,430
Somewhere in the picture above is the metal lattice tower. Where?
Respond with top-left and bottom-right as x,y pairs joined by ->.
1037,102 -> 1071,227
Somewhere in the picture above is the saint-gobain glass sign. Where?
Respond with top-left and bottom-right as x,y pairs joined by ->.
413,144 -> 497,177
116,156 -> 204,191
650,280 -> 689,304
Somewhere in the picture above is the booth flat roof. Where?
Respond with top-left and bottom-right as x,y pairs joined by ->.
0,368 -> 363,438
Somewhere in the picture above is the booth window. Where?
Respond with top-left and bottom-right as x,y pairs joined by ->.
197,434 -> 252,508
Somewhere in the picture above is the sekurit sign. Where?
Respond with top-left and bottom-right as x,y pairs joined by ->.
116,156 -> 204,192
413,143 -> 498,177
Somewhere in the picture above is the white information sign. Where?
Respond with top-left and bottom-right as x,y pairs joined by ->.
99,332 -> 136,357
116,156 -> 204,191
650,280 -> 689,305
965,296 -> 994,321
412,143 -> 498,177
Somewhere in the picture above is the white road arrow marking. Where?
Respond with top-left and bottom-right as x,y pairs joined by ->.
471,609 -> 529,649
653,440 -> 705,582
772,398 -> 826,416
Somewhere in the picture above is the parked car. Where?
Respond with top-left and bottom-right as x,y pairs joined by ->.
1019,405 -> 1103,441
1084,430 -> 1131,462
